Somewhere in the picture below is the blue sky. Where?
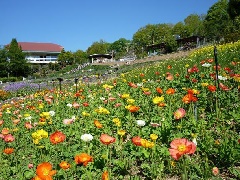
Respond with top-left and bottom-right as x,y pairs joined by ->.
0,0 -> 219,52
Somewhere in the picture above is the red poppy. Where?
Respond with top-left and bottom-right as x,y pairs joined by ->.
139,73 -> 145,77
50,131 -> 66,144
74,153 -> 93,166
167,65 -> 172,69
182,93 -> 198,104
83,102 -> 89,107
169,138 -> 196,160
207,58 -> 214,63
132,136 -> 142,146
74,92 -> 81,97
36,162 -> 56,180
208,85 -> 217,92
100,134 -> 116,145
155,71 -> 160,75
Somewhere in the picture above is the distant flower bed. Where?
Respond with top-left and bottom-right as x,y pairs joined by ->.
0,42 -> 239,179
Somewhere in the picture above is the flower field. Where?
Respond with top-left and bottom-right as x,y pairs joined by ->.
0,41 -> 240,180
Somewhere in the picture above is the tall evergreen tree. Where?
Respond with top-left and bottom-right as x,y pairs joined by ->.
6,38 -> 30,77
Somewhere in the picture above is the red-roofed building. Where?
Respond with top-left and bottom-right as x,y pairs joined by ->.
18,42 -> 64,64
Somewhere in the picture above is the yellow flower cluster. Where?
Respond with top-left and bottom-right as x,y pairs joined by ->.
121,94 -> 130,99
82,111 -> 90,117
126,98 -> 135,104
31,129 -> 48,144
113,118 -> 121,127
102,84 -> 114,89
95,107 -> 110,114
141,139 -> 155,148
152,96 -> 164,104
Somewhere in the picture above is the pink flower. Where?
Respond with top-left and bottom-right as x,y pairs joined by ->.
72,102 -> 80,109
4,134 -> 15,143
115,103 -> 122,107
25,122 -> 33,129
212,167 -> 219,176
63,118 -> 74,125
174,108 -> 186,120
28,163 -> 34,169
169,138 -> 196,160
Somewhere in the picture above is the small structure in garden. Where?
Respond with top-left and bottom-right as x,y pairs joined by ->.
176,35 -> 205,51
89,54 -> 114,63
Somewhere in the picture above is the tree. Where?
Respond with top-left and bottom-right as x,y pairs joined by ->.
86,40 -> 110,56
57,49 -> 74,66
172,22 -> 189,39
108,38 -> 131,60
6,38 -> 30,77
203,0 -> 232,42
228,0 -> 240,20
0,47 -> 8,77
132,23 -> 177,58
184,14 -> 205,36
74,50 -> 88,64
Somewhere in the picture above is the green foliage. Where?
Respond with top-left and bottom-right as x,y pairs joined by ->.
6,38 -> 31,77
86,40 -> 110,56
203,0 -> 232,41
108,38 -> 131,60
227,0 -> 240,20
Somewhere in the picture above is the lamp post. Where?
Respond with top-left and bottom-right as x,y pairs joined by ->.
57,78 -> 63,91
74,77 -> 79,93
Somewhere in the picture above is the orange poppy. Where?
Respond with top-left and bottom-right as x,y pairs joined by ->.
94,120 -> 103,128
128,105 -> 140,113
208,85 -> 217,92
100,134 -> 116,145
59,161 -> 71,170
182,93 -> 198,104
49,131 -> 66,144
74,153 -> 93,166
36,162 -> 56,180
132,136 -> 142,146
157,102 -> 166,107
3,148 -> 14,154
166,88 -> 175,95
156,87 -> 163,94
102,171 -> 109,180
169,138 -> 196,160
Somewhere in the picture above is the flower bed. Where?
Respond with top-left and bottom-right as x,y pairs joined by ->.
0,41 -> 239,180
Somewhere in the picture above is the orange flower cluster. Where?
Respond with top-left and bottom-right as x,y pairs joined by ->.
182,90 -> 198,104
49,131 -> 66,144
33,162 -> 56,180
75,153 -> 93,166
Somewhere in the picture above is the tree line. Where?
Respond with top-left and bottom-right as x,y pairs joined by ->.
0,0 -> 239,79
